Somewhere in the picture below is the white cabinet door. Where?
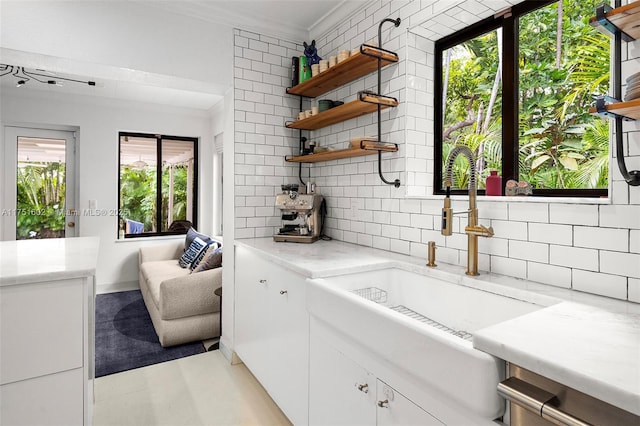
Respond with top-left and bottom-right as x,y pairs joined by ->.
268,265 -> 309,425
0,279 -> 83,385
309,329 -> 376,426
309,319 -> 444,426
234,247 -> 272,386
0,276 -> 91,426
0,368 -> 84,426
376,380 -> 444,426
234,246 -> 309,425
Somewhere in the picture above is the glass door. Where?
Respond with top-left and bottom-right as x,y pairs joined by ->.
2,127 -> 77,240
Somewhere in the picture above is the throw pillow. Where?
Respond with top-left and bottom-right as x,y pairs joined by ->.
185,228 -> 212,251
179,237 -> 208,268
210,236 -> 223,248
193,246 -> 223,273
190,242 -> 215,271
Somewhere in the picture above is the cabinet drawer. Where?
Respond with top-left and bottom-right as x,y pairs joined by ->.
0,367 -> 84,426
0,278 -> 84,385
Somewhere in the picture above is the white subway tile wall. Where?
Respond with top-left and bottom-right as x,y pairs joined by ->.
234,0 -> 640,302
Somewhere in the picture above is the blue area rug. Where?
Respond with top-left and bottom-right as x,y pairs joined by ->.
95,290 -> 206,377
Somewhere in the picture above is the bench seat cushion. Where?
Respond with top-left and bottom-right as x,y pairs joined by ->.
140,260 -> 190,310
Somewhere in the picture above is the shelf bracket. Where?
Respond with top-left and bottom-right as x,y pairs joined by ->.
593,96 -> 634,121
298,134 -> 307,186
359,44 -> 399,62
296,92 -> 308,186
358,90 -> 398,107
373,17 -> 402,188
594,3 -> 634,42
611,0 -> 640,186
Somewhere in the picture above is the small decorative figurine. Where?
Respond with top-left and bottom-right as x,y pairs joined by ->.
303,40 -> 322,65
505,179 -> 532,196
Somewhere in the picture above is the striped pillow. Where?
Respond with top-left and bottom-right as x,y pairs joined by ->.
193,246 -> 223,273
190,242 -> 219,271
179,237 -> 208,268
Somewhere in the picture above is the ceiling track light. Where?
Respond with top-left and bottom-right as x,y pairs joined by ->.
0,64 -> 96,88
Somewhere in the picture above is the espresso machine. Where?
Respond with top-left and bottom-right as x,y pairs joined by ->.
274,184 -> 323,243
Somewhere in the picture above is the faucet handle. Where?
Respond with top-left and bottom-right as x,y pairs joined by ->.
441,195 -> 453,236
465,224 -> 494,237
484,225 -> 494,238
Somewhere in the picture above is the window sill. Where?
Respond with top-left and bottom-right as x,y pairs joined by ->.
410,194 -> 611,205
115,235 -> 185,243
480,195 -> 610,205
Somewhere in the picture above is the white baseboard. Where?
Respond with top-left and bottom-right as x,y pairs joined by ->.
220,340 -> 242,364
96,280 -> 139,295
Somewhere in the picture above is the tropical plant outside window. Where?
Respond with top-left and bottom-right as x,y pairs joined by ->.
16,137 -> 66,239
118,132 -> 198,238
435,0 -> 609,196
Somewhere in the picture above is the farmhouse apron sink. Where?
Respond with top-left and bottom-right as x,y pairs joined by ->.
306,267 -> 557,420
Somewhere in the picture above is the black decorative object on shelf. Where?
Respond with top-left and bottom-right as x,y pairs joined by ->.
291,56 -> 299,87
303,40 -> 321,65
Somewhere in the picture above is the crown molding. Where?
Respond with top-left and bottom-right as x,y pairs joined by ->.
309,0 -> 373,40
135,1 -> 307,44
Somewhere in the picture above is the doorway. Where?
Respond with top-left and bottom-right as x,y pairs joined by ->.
2,126 -> 77,240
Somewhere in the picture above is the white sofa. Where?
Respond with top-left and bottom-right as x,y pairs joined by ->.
138,239 -> 222,347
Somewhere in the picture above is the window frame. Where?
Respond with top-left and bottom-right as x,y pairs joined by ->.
434,0 -> 608,198
117,131 -> 199,239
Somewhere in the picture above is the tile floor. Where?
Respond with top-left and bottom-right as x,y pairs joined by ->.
93,350 -> 292,426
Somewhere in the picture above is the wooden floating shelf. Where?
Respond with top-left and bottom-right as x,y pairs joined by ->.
286,145 -> 398,163
589,98 -> 640,120
286,95 -> 398,130
286,45 -> 399,98
590,1 -> 640,40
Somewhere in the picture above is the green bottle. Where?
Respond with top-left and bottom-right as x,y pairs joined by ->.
299,56 -> 311,83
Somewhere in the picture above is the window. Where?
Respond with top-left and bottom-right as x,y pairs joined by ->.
435,0 -> 609,196
118,132 -> 198,238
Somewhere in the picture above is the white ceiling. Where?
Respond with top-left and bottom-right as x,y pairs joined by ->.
1,0 -> 365,110
141,0 -> 362,42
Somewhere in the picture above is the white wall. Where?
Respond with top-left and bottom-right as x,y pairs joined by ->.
233,29 -> 305,239
221,86 -> 236,359
0,0 -> 232,89
232,0 -> 640,303
1,88 -> 213,289
0,0 -> 231,291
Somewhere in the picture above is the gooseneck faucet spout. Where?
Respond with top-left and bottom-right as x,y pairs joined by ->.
441,146 -> 494,276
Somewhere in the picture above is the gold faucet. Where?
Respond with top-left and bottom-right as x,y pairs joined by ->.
441,146 -> 494,276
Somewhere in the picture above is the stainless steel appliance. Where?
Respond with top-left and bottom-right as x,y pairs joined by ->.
274,184 -> 323,243
498,364 -> 639,426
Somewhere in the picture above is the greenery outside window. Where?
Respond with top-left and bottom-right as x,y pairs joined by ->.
118,132 -> 198,238
435,0 -> 609,197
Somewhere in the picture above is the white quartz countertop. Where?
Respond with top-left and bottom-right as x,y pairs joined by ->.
474,301 -> 640,416
0,237 -> 100,286
235,237 -> 401,278
236,237 -> 640,415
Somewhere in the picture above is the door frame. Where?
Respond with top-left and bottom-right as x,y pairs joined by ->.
1,124 -> 80,241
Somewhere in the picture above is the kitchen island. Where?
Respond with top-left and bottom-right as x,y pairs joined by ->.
0,237 -> 99,426
235,237 -> 640,423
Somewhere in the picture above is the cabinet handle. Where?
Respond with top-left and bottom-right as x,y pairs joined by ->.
280,290 -> 288,295
357,383 -> 369,393
259,279 -> 267,284
377,399 -> 389,408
